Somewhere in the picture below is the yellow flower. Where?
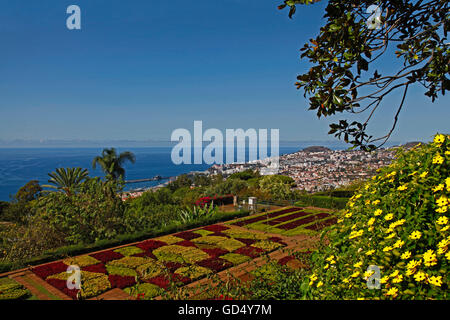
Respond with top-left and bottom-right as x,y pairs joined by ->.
393,240 -> 405,248
326,255 -> 335,262
324,264 -> 329,270
409,231 -> 422,240
366,249 -> 375,256
406,259 -> 421,270
446,251 -> 450,260
440,225 -> 449,232
446,177 -> 450,188
389,270 -> 399,278
383,246 -> 393,252
437,216 -> 448,225
384,214 -> 394,221
392,275 -> 403,284
372,200 -> 380,205
437,238 -> 449,249
351,271 -> 360,278
401,251 -> 411,260
380,276 -> 389,284
309,274 -> 317,285
432,184 -> 445,192
434,134 -> 445,145
419,171 -> 428,178
374,209 -> 383,216
432,154 -> 444,164
436,195 -> 448,207
385,233 -> 396,239
349,229 -> 364,239
423,249 -> 437,267
385,287 -> 398,298
413,271 -> 427,282
345,212 -> 352,218
353,194 -> 362,200
428,275 -> 442,287
363,270 -> 375,279
367,218 -> 376,227
397,185 -> 408,191
316,281 -> 323,288
436,206 -> 448,213
353,261 -> 363,268
365,199 -> 371,205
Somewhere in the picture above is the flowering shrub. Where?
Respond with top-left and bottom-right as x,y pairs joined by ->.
307,134 -> 449,299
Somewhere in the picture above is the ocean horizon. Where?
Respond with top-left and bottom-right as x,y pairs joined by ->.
0,145 -> 313,201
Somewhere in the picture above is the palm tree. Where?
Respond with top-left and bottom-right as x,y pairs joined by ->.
92,148 -> 136,181
43,167 -> 89,195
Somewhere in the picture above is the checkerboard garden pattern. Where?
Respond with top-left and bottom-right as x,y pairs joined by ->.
31,224 -> 287,300
229,207 -> 337,236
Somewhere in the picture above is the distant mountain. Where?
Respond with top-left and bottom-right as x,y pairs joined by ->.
302,146 -> 332,153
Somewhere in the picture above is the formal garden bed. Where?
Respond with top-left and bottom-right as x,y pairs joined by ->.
228,207 -> 338,236
27,224 -> 287,300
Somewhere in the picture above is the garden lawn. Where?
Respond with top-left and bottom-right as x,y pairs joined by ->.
29,224 -> 287,300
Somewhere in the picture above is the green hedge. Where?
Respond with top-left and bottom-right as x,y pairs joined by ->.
295,195 -> 349,210
313,190 -> 355,198
0,209 -> 249,274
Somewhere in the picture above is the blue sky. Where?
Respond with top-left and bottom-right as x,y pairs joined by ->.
0,0 -> 448,145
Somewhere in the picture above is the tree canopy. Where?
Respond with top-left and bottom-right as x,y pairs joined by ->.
279,0 -> 449,150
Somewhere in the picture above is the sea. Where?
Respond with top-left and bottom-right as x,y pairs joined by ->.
0,146 -> 310,201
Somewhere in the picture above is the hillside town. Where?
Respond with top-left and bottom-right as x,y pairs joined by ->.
209,146 -> 398,192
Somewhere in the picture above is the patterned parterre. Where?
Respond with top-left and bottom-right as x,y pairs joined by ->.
31,224 -> 286,300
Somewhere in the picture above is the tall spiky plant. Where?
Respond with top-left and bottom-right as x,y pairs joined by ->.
92,148 -> 136,181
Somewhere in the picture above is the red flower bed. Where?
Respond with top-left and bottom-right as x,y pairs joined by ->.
32,261 -> 68,279
202,225 -> 229,232
201,247 -> 229,258
89,250 -> 123,264
234,246 -> 265,258
82,263 -> 107,274
277,213 -> 331,230
145,275 -> 171,289
173,231 -> 201,241
176,240 -> 197,248
135,239 -> 167,251
195,195 -> 234,207
146,273 -> 191,288
108,275 -> 136,289
197,258 -> 233,272
209,232 -> 227,237
268,236 -> 283,243
303,217 -> 338,231
163,261 -> 184,273
265,211 -> 311,226
46,278 -> 79,300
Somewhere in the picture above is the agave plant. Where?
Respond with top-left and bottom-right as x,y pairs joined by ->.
43,167 -> 89,195
178,203 -> 217,224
